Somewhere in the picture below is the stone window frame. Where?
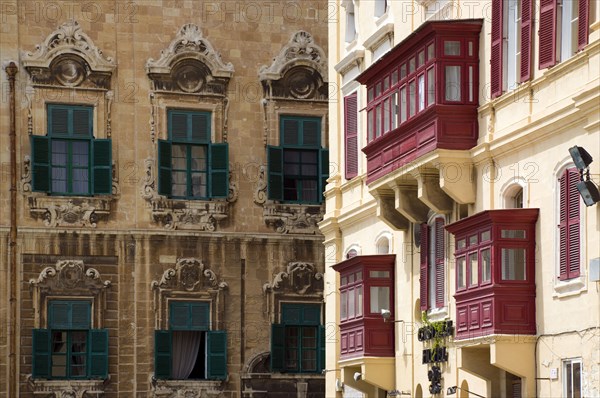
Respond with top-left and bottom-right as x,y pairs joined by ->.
20,20 -> 119,229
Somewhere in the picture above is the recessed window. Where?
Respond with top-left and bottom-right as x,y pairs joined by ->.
345,2 -> 357,42
158,110 -> 229,199
31,104 -> 112,195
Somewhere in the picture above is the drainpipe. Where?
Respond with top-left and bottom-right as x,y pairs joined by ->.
5,61 -> 18,398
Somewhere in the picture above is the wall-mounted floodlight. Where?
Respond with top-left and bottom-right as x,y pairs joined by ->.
381,308 -> 404,323
569,146 -> 600,206
447,386 -> 486,398
353,372 -> 363,381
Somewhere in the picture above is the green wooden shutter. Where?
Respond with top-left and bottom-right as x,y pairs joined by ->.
191,113 -> 210,143
270,324 -> 285,372
31,135 -> 50,192
169,302 -> 191,330
170,112 -> 188,141
282,118 -> 300,146
319,148 -> 330,203
302,119 -> 320,147
89,329 -> 109,379
157,140 -> 172,196
190,302 -> 210,330
207,330 -> 227,380
92,138 -> 112,194
48,301 -> 70,329
317,325 -> 325,373
72,107 -> 93,137
282,304 -> 302,325
209,143 -> 229,198
303,305 -> 321,325
48,105 -> 69,135
32,329 -> 51,379
267,146 -> 283,201
71,301 -> 91,329
154,330 -> 172,379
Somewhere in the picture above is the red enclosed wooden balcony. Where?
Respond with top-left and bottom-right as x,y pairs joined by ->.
445,209 -> 539,340
333,255 -> 395,359
356,20 -> 483,184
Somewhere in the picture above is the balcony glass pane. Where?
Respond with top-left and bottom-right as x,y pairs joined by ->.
375,104 -> 382,138
340,291 -> 347,319
357,286 -> 363,317
468,41 -> 474,57
481,248 -> 491,282
369,271 -> 390,278
418,75 -> 425,111
457,257 -> 466,288
370,286 -> 390,313
469,235 -> 478,246
418,50 -> 425,67
481,230 -> 491,241
383,98 -> 391,133
469,253 -> 478,286
392,93 -> 398,129
444,41 -> 460,56
469,66 -> 474,102
409,57 -> 416,73
368,110 -> 374,142
356,271 -> 362,281
457,239 -> 466,250
348,288 -> 355,318
391,70 -> 398,85
501,248 -> 526,280
383,76 -> 390,92
427,43 -> 435,60
427,67 -> 435,106
400,64 -> 407,79
409,80 -> 416,116
400,87 -> 407,123
445,66 -> 461,101
501,230 -> 526,239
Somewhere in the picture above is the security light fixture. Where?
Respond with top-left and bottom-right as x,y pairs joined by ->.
381,308 -> 404,323
353,372 -> 363,381
569,146 -> 600,206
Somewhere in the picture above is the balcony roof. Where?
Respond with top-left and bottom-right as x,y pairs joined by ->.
332,254 -> 395,273
356,19 -> 483,85
445,208 -> 540,236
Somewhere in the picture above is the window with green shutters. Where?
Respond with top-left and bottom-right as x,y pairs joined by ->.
268,116 -> 329,204
154,301 -> 227,380
270,303 -> 325,374
32,300 -> 108,380
158,110 -> 229,199
31,104 -> 112,195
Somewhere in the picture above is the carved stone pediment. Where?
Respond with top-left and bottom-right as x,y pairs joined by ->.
146,24 -> 233,95
263,262 -> 324,295
152,258 -> 228,292
263,203 -> 324,235
29,260 -> 111,295
259,31 -> 328,101
22,20 -> 115,89
141,158 -> 237,230
27,376 -> 106,398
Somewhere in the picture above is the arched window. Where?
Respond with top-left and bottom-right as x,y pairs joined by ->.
344,1 -> 357,43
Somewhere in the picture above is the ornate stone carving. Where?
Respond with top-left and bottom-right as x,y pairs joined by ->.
22,20 -> 115,89
29,260 -> 111,294
151,380 -> 222,398
259,31 -> 328,101
27,376 -> 106,398
21,156 -> 31,193
152,258 -> 228,292
253,165 -> 267,205
263,262 -> 324,295
263,203 -> 324,235
141,158 -> 236,230
27,196 -> 112,228
146,23 -> 233,95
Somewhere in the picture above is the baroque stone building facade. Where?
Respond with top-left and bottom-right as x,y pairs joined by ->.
0,1 -> 329,397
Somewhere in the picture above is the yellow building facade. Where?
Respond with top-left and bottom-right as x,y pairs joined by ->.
322,1 -> 599,397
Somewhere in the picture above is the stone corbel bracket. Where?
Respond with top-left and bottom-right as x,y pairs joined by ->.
21,20 -> 115,89
263,203 -> 324,235
140,158 -> 237,230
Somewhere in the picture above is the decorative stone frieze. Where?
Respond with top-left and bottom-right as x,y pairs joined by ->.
21,20 -> 115,90
146,23 -> 234,95
263,262 -> 324,295
253,165 -> 267,205
140,158 -> 237,230
263,203 -> 324,235
27,196 -> 111,228
259,31 -> 328,101
151,379 -> 221,398
26,376 -> 107,398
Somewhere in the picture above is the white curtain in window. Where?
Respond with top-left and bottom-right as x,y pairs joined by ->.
172,331 -> 202,379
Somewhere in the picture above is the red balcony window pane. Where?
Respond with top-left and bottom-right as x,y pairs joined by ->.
369,286 -> 390,313
501,229 -> 526,239
427,67 -> 435,106
427,42 -> 435,60
468,252 -> 478,287
445,65 -> 461,101
481,248 -> 491,283
409,57 -> 416,73
409,80 -> 416,116
481,230 -> 491,241
400,63 -> 407,79
501,248 -> 526,280
457,256 -> 466,289
418,74 -> 425,111
444,40 -> 461,55
399,86 -> 407,123
418,50 -> 425,67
